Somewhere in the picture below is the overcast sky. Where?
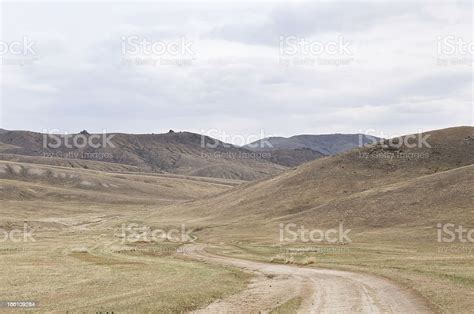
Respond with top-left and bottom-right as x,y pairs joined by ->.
0,1 -> 472,144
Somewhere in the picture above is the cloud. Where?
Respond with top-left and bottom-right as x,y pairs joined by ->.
208,2 -> 421,46
0,1 -> 472,142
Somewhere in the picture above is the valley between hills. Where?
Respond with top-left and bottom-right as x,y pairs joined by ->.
0,126 -> 472,312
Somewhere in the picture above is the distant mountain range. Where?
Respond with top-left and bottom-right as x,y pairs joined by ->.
0,129 -> 382,179
244,134 -> 381,166
245,134 -> 381,154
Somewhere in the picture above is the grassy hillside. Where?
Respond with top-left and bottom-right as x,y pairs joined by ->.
142,126 -> 474,312
0,159 -> 251,312
143,127 -> 474,313
152,126 -> 473,225
0,160 -> 238,206
0,126 -> 472,312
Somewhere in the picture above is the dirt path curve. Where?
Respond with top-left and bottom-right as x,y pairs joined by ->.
180,244 -> 432,314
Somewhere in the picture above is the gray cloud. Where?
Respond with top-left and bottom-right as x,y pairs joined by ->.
0,2 -> 472,142
208,2 -> 422,46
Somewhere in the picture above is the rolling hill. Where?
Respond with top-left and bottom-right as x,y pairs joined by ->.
0,130 -> 286,181
0,129 -> 386,177
1,125 -> 473,313
153,126 -> 474,240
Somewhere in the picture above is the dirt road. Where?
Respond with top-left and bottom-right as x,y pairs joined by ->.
181,244 -> 432,313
